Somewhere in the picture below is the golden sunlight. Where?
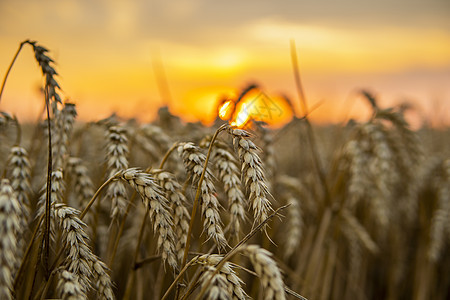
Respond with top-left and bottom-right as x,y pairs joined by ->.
218,99 -> 234,120
230,102 -> 251,128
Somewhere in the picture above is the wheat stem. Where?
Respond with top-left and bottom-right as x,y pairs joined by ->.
161,256 -> 200,300
159,142 -> 179,169
79,172 -> 120,220
122,209 -> 149,300
0,40 -> 31,103
13,214 -> 44,290
108,192 -> 135,266
43,84 -> 52,279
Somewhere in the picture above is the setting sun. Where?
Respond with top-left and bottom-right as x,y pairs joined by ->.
218,99 -> 234,120
230,102 -> 251,128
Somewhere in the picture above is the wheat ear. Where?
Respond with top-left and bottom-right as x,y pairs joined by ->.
104,125 -> 129,222
53,103 -> 77,169
227,127 -> 273,229
0,179 -> 21,300
212,141 -> 246,241
242,245 -> 286,300
428,159 -> 450,262
56,269 -> 87,300
67,157 -> 95,210
178,142 -> 228,250
118,168 -> 178,270
36,170 -> 65,217
7,146 -> 32,209
30,41 -> 62,108
198,254 -> 247,300
151,169 -> 191,263
53,203 -> 115,299
283,194 -> 303,259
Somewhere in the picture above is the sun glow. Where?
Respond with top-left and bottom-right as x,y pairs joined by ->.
218,100 -> 234,120
230,102 -> 251,128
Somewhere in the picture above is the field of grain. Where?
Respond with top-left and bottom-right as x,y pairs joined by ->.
0,41 -> 449,300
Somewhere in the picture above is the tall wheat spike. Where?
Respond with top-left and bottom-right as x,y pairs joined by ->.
53,203 -> 114,299
197,254 -> 247,300
118,168 -> 178,270
0,180 -> 21,300
56,269 -> 87,300
227,127 -> 273,229
211,140 -> 246,241
242,245 -> 286,300
151,169 -> 191,263
178,142 -> 228,250
104,125 -> 129,222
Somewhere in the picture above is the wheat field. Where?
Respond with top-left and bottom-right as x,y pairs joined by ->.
0,40 -> 448,300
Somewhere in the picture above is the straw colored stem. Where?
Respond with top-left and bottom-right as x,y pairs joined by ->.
159,142 -> 179,169
122,209 -> 150,300
13,215 -> 44,290
161,256 -> 200,300
108,192 -> 136,266
0,40 -> 31,103
79,172 -> 120,219
43,84 -> 53,279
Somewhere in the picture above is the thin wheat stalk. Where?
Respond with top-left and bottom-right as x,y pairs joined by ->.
0,40 -> 31,103
178,142 -> 228,250
226,127 -> 273,229
118,168 -> 178,270
340,209 -> 378,254
3,41 -> 61,279
161,256 -> 201,300
0,179 -> 21,300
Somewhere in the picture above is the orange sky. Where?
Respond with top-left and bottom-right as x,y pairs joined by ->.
0,0 -> 449,127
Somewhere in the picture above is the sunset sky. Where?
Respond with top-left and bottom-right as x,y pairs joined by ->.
0,0 -> 449,127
